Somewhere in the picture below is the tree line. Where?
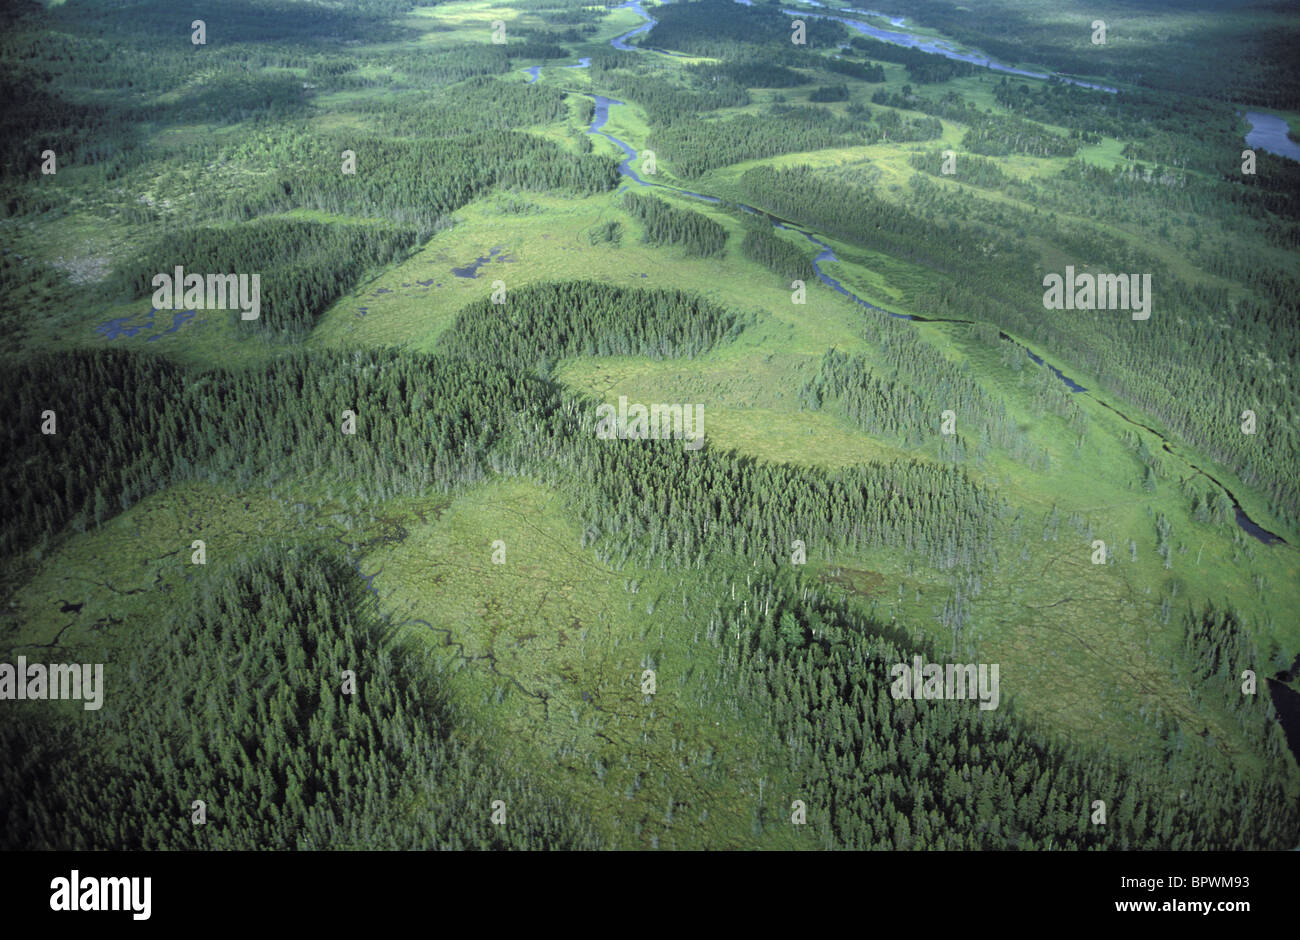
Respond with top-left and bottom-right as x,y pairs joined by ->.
622,191 -> 728,257
1,546 -> 601,849
701,563 -> 1298,848
652,106 -> 939,179
739,222 -> 815,281
847,35 -> 981,84
110,219 -> 421,338
643,0 -> 848,58
6,273 -> 1295,847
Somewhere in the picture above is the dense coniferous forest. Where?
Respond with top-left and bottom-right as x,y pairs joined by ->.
205,128 -> 618,231
739,222 -> 816,281
438,280 -> 745,370
961,113 -> 1078,159
111,220 -> 422,336
651,106 -> 940,178
847,35 -> 980,84
823,57 -> 886,84
621,191 -> 729,256
4,335 -> 1296,849
908,149 -> 1010,189
737,163 -> 1300,529
688,59 -> 807,90
643,0 -> 848,56
704,566 -> 1297,849
0,547 -> 601,849
2,0 -> 1298,859
0,344 -> 583,559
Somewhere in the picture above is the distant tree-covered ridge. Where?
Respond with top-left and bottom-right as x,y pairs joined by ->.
644,0 -> 848,57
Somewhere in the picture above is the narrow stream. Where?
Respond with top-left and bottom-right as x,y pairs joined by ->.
502,0 -> 1300,771
779,3 -> 1118,93
574,1 -> 1290,548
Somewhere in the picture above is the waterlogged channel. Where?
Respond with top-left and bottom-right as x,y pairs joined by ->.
779,3 -> 1118,93
612,0 -> 1119,90
1244,111 -> 1300,162
564,0 -> 1289,546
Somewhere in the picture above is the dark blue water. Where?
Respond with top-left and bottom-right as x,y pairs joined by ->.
590,95 -> 650,183
1018,347 -> 1086,391
451,246 -> 509,278
775,4 -> 1118,93
1266,678 -> 1300,765
1244,111 -> 1300,163
145,310 -> 196,341
1237,508 -> 1284,544
97,313 -> 154,339
610,1 -> 659,51
97,308 -> 199,341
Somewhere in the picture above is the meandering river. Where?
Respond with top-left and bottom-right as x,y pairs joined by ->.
1244,111 -> 1300,162
780,4 -> 1118,92
575,2 -> 1292,547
